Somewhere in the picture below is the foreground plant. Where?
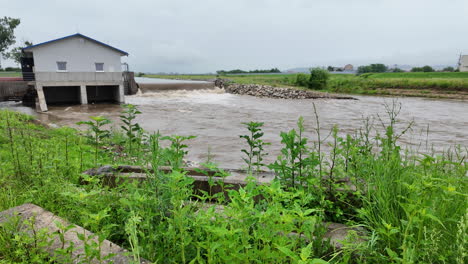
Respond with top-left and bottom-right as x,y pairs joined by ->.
240,121 -> 270,175
77,116 -> 111,166
120,104 -> 143,156
0,108 -> 466,264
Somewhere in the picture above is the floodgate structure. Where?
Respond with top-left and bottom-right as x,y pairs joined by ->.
0,33 -> 137,111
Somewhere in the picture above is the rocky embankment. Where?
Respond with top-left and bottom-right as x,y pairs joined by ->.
215,79 -> 355,100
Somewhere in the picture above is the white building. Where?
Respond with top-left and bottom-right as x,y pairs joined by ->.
22,33 -> 128,111
458,55 -> 468,72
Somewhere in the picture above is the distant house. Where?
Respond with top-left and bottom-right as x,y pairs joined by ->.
343,64 -> 354,71
22,33 -> 128,111
458,55 -> 468,72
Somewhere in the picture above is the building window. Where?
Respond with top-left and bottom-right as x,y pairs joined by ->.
56,61 -> 67,71
95,63 -> 104,72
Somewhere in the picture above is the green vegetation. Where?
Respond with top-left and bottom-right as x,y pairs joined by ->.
291,68 -> 330,90
364,72 -> 468,79
0,16 -> 20,58
0,103 -> 466,263
411,65 -> 435,72
308,68 -> 330,90
146,72 -> 468,98
442,66 -> 455,72
6,40 -> 33,65
217,68 -> 281,74
357,64 -> 388,74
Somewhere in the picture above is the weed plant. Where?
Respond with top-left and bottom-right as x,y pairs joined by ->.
0,103 -> 466,263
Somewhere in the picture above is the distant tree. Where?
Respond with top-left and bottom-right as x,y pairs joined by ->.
357,63 -> 388,74
422,65 -> 434,72
216,68 -> 281,74
442,66 -> 455,72
6,40 -> 33,65
308,67 -> 329,90
357,65 -> 372,74
411,67 -> 424,72
392,67 -> 404,73
370,63 -> 388,73
0,17 -> 21,58
4,66 -> 20,71
327,66 -> 334,72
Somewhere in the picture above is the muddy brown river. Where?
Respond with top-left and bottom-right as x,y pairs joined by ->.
2,84 -> 467,169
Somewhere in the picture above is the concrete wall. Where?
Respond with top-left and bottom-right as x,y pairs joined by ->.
35,72 -> 122,82
460,55 -> 468,72
0,81 -> 29,101
28,36 -> 123,73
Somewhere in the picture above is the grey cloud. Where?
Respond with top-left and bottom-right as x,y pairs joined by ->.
2,0 -> 468,72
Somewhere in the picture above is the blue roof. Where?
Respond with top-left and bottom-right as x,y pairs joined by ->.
22,33 -> 128,56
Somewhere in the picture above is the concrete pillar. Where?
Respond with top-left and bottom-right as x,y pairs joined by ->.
80,85 -> 88,104
118,83 -> 125,104
36,84 -> 48,112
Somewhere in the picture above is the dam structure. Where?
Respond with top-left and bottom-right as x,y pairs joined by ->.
19,33 -> 131,112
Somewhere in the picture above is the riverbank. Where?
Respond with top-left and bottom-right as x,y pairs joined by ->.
0,108 -> 466,263
144,73 -> 468,99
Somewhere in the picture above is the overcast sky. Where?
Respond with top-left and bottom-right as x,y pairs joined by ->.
2,0 -> 468,73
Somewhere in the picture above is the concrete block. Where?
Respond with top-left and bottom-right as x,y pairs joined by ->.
118,84 -> 125,103
0,203 -> 149,263
82,165 -> 274,202
80,84 -> 88,104
35,84 -> 48,112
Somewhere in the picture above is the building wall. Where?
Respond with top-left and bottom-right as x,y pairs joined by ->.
459,55 -> 468,72
29,36 -> 123,73
344,64 -> 354,71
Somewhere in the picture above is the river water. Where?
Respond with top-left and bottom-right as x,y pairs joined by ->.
1,80 -> 467,169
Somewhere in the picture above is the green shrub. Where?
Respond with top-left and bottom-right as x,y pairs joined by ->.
422,65 -> 435,72
294,73 -> 309,87
308,68 -> 329,90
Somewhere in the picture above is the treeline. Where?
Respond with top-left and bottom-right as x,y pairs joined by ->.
410,66 -> 456,72
357,64 -> 458,74
217,68 -> 281,74
357,64 -> 388,74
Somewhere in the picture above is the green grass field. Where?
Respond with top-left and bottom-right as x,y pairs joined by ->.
144,72 -> 468,98
0,71 -> 21,77
367,72 -> 468,79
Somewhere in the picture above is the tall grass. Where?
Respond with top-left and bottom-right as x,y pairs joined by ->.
0,105 -> 466,263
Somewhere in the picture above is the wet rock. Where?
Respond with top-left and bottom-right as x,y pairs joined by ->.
324,222 -> 366,249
